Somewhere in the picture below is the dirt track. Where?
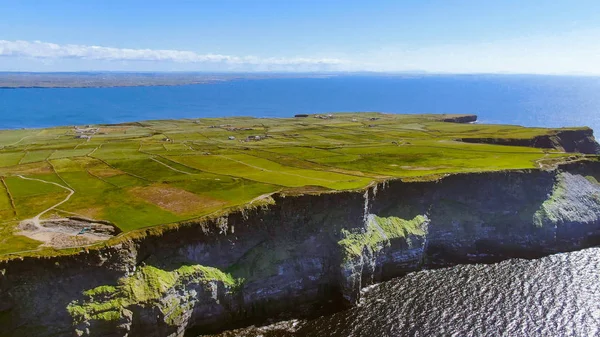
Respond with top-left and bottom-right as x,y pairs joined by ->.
15,175 -> 117,248
17,174 -> 75,227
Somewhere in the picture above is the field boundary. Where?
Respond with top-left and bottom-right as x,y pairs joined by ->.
90,155 -> 152,182
1,177 -> 17,216
46,159 -> 75,191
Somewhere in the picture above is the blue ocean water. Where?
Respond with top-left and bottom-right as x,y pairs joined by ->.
1,75 -> 600,132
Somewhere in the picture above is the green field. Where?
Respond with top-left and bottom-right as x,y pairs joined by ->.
0,113 -> 592,255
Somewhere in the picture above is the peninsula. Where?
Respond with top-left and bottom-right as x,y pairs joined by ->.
0,113 -> 599,336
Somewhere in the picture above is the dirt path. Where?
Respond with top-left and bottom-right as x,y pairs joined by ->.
13,176 -> 119,250
16,175 -> 75,227
151,157 -> 193,175
0,135 -> 33,149
249,192 -> 277,205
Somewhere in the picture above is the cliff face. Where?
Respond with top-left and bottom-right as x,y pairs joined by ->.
1,162 -> 600,337
442,115 -> 478,123
461,128 -> 600,154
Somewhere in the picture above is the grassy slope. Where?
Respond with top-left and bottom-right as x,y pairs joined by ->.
0,113 -> 590,255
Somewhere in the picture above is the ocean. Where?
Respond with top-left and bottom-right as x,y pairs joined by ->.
2,74 -> 600,337
1,75 -> 600,133
214,248 -> 600,337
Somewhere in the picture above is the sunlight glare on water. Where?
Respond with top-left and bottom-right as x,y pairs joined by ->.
212,248 -> 600,337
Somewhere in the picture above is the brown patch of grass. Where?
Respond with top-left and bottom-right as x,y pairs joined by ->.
88,167 -> 125,178
99,127 -> 130,133
59,207 -> 103,219
280,185 -> 332,196
0,162 -> 54,176
129,184 -> 226,215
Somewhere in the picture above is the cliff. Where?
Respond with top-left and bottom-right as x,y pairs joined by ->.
461,128 -> 600,154
1,161 -> 600,337
442,114 -> 478,123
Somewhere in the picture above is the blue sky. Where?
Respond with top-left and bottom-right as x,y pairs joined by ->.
2,0 -> 600,73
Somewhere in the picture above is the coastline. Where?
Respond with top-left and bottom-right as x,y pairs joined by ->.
2,75 -> 600,133
0,112 -> 598,259
0,112 -> 598,336
1,161 -> 599,336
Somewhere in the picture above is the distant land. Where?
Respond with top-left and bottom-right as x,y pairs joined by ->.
2,72 -> 586,89
0,72 -> 338,88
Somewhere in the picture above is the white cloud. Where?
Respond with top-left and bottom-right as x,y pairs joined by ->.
0,40 -> 347,67
3,30 -> 600,74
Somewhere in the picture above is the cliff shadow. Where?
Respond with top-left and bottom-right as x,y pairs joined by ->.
424,171 -> 560,265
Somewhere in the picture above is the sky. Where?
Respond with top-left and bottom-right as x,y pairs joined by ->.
2,0 -> 600,74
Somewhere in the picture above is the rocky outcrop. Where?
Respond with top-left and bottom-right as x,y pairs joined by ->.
1,161 -> 600,337
461,128 -> 600,154
442,115 -> 478,123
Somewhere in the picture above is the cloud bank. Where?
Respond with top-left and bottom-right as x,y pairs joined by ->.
0,40 -> 347,68
3,31 -> 600,74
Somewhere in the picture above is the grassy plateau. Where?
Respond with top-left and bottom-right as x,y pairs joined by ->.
0,113 -> 591,256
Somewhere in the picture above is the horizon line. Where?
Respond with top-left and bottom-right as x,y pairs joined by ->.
2,70 -> 600,77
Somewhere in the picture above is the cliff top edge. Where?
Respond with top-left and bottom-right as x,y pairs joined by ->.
0,112 -> 597,257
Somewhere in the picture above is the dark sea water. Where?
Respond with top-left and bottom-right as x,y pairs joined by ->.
213,248 -> 600,337
1,75 -> 600,133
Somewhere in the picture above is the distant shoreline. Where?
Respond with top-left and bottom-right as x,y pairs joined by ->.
2,72 -> 597,89
0,72 -> 337,89
0,82 -> 214,89
1,75 -> 598,133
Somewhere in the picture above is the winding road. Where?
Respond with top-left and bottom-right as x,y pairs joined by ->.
16,175 -> 75,227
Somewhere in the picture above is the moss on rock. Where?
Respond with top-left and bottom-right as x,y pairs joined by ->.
338,214 -> 427,262
533,177 -> 567,227
67,264 -> 240,326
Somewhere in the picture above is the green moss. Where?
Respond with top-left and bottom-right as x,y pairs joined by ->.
533,179 -> 566,227
338,214 -> 427,262
67,298 -> 125,323
91,310 -> 122,322
177,264 -> 238,286
83,285 -> 117,298
122,265 -> 177,302
163,297 -> 193,326
374,215 -> 427,238
67,263 -> 241,325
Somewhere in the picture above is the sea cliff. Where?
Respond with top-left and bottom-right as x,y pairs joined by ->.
461,128 -> 600,154
1,160 -> 600,337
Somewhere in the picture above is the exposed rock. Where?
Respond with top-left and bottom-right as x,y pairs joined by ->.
1,161 -> 600,336
17,217 -> 121,249
461,128 -> 600,154
442,115 -> 478,123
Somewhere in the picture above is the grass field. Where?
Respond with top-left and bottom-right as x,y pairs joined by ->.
0,112 -> 592,255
